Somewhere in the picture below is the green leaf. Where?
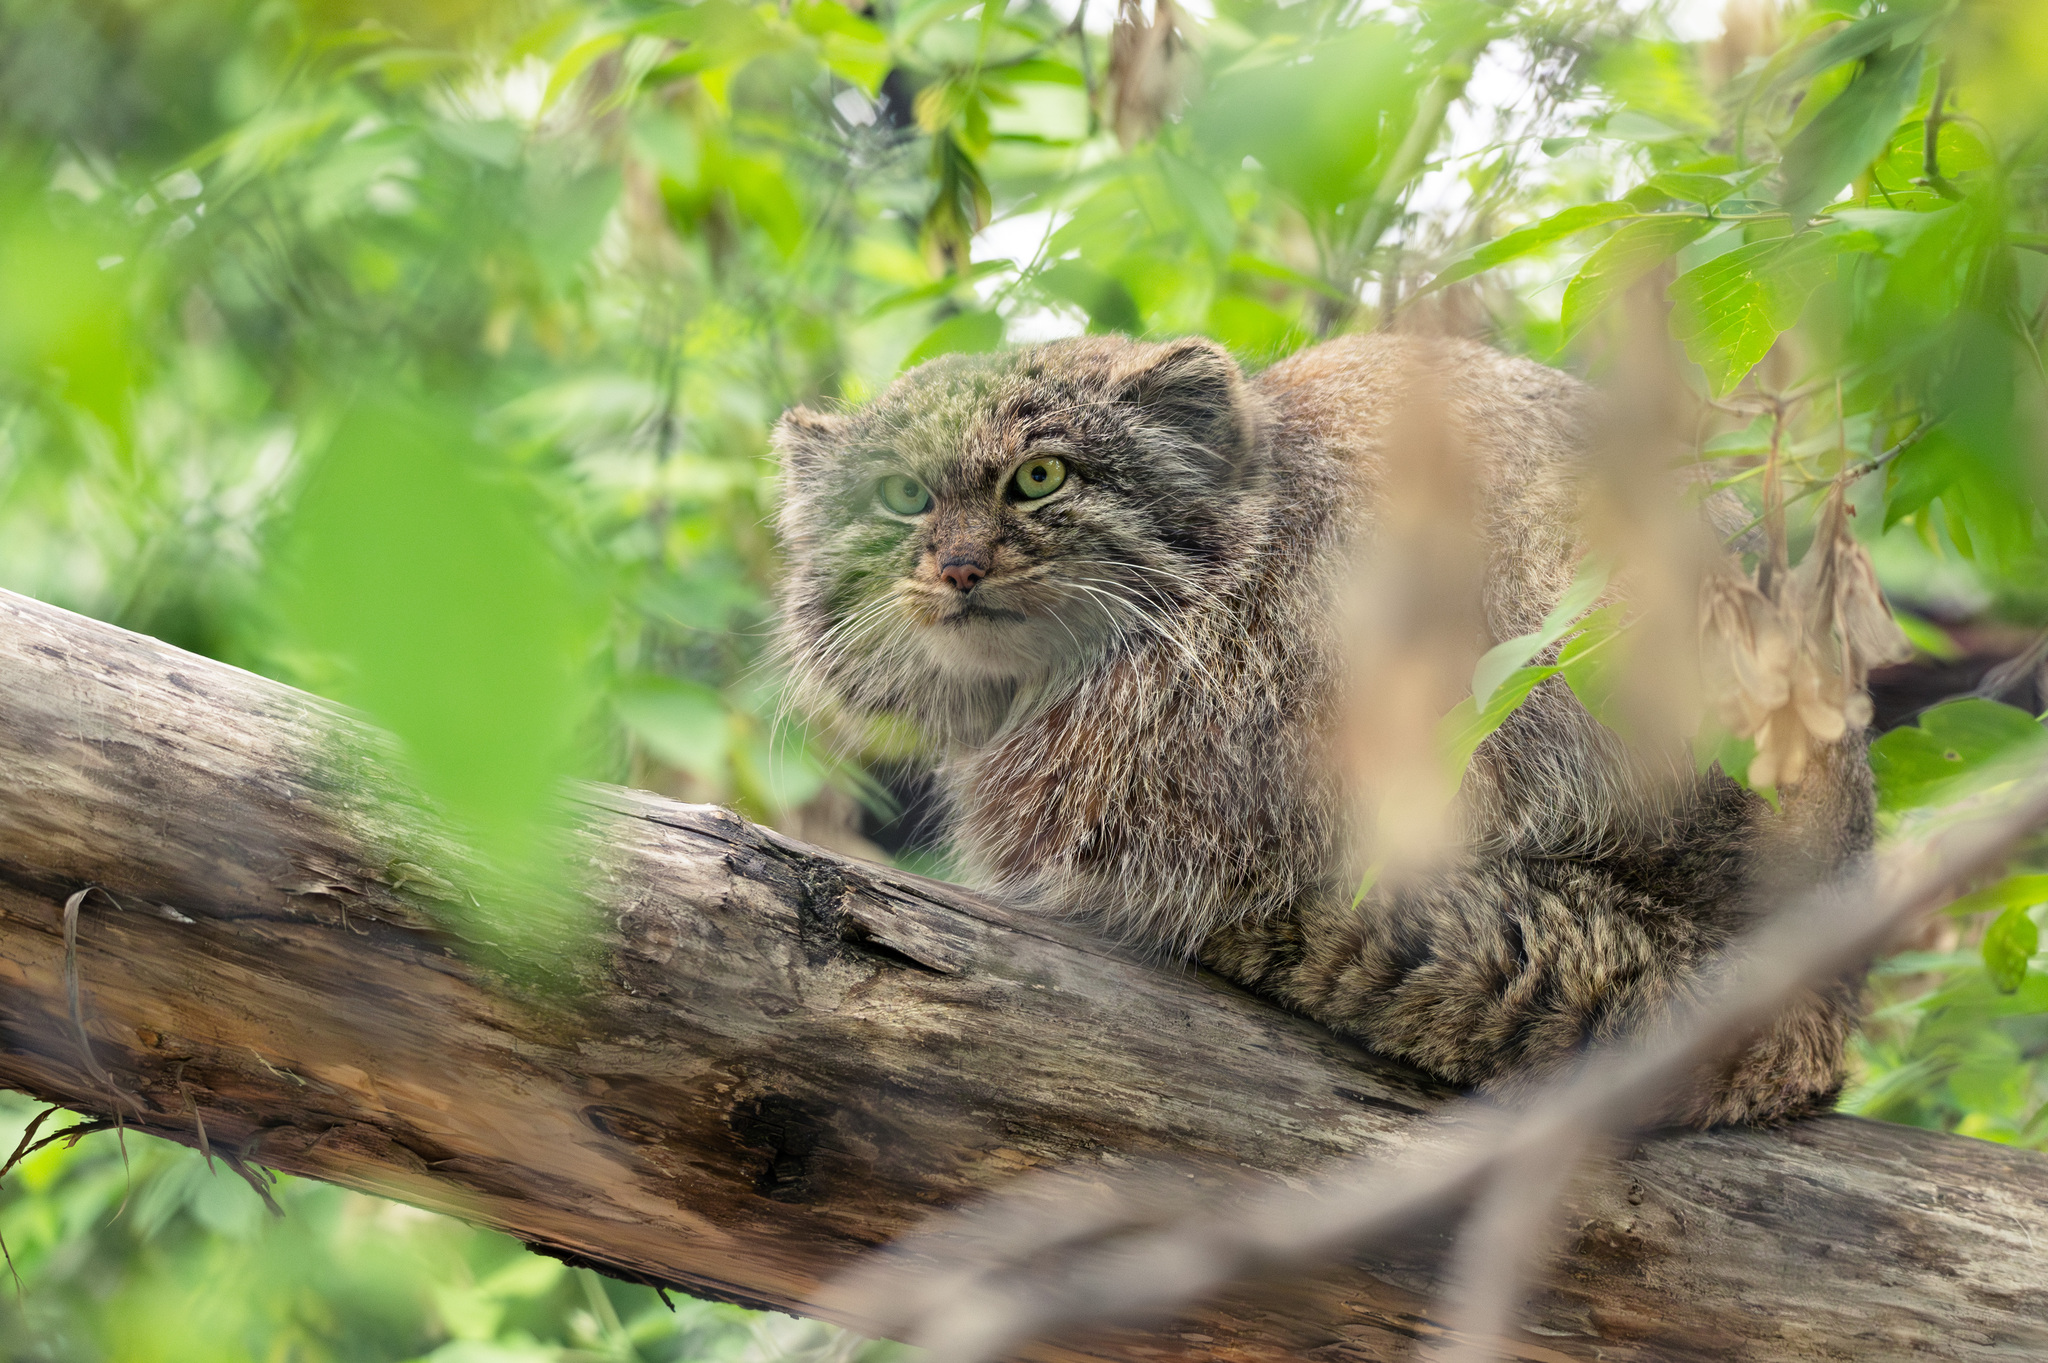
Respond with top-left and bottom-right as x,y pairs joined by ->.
1471,558 -> 1612,708
1560,215 -> 1712,340
1597,40 -> 1719,137
1870,699 -> 2048,813
738,727 -> 827,814
1190,24 -> 1420,217
1694,726 -> 1758,782
1891,608 -> 1962,661
1883,427 -> 1953,530
1156,149 -> 1237,261
1555,605 -> 1629,725
1439,663 -> 1560,777
1983,906 -> 2039,994
1422,202 -> 1637,295
715,149 -> 805,258
0,205 -> 135,443
902,309 -> 1005,368
1598,110 -> 1691,144
816,34 -> 891,93
1000,58 -> 1088,87
1624,182 -> 1678,211
924,130 -> 992,265
1206,292 -> 1306,358
280,400 -> 596,880
1442,600 -> 1626,781
542,31 -> 626,113
1781,43 -> 1925,222
1780,7 -> 1928,85
1644,171 -> 1745,208
1227,252 -> 1353,303
1666,233 -> 1862,395
524,164 -> 621,287
1908,320 -> 2045,570
792,0 -> 883,41
859,259 -> 1011,319
428,118 -> 522,169
615,675 -> 730,783
1035,260 -> 1141,335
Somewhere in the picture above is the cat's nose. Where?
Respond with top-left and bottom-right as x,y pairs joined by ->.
939,557 -> 987,593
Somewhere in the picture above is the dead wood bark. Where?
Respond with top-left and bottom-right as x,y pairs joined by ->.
0,585 -> 2043,1362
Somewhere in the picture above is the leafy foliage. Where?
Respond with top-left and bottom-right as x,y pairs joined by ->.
0,1094 -> 902,1363
2,0 -> 2048,1351
1848,701 -> 2048,1142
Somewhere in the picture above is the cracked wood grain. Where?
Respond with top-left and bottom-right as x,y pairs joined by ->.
0,586 -> 2044,1361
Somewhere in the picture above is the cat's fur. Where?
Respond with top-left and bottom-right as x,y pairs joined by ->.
774,333 -> 1866,1126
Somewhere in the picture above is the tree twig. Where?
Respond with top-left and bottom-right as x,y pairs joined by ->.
61,888 -> 145,1119
1356,6 -> 1509,304
1920,58 -> 1963,201
1840,415 -> 1937,482
1431,1141 -> 1588,1363
1974,630 -> 2048,705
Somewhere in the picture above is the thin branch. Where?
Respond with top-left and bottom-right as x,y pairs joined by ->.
1354,6 -> 1509,290
1431,1143 -> 1588,1363
1760,404 -> 1788,600
1840,415 -> 1937,482
1974,630 -> 2048,704
1709,369 -> 1857,412
1722,415 -> 1936,547
1072,0 -> 1098,139
1920,59 -> 1963,202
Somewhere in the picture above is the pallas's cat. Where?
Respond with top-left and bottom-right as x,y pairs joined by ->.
774,333 -> 1867,1126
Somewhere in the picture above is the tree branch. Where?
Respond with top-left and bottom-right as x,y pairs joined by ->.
845,758 -> 2048,1361
1,586 -> 2046,1361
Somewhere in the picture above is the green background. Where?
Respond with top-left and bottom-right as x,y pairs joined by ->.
3,0 -> 2048,1357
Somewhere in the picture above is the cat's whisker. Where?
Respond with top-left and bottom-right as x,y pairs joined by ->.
1061,577 -> 1226,692
1064,556 -> 1244,614
802,597 -> 920,722
804,606 -> 890,684
1053,582 -> 1143,653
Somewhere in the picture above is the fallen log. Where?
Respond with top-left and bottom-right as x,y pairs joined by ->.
0,586 -> 2043,1361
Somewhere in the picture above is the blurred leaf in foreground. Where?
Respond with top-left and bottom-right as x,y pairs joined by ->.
278,398 -> 598,942
1781,40 -> 1925,223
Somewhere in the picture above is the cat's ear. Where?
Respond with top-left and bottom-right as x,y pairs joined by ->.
773,406 -> 851,473
1111,338 -> 1254,468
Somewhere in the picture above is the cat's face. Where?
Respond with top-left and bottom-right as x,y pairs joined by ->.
775,336 -> 1265,743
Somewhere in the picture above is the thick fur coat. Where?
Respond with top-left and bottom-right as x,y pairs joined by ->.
774,333 -> 1867,1126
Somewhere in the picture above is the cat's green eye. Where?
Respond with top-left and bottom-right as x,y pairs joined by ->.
1012,455 -> 1067,500
878,473 -> 932,515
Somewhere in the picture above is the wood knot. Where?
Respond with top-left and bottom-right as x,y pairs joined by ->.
581,1105 -> 667,1145
1573,1217 -> 1670,1265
